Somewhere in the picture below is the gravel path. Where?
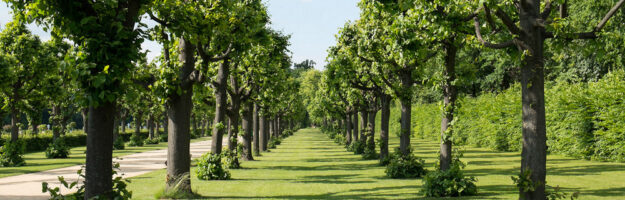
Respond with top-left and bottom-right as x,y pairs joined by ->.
0,139 -> 215,200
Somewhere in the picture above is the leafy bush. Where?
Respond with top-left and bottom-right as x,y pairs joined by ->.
348,140 -> 365,154
45,138 -> 70,159
333,134 -> 345,145
222,149 -> 241,169
0,140 -> 26,167
145,137 -> 159,145
128,134 -> 144,147
159,134 -> 168,142
0,131 -> 150,153
268,137 -> 282,149
113,137 -> 125,150
2,125 -> 11,133
196,153 -> 231,180
385,148 -> 427,178
190,131 -> 198,139
42,163 -> 131,200
421,161 -> 477,197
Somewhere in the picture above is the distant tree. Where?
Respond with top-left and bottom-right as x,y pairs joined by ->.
293,59 -> 316,70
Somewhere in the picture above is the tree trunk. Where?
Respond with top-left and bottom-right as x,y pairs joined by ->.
121,114 -> 126,134
31,118 -> 39,135
276,116 -> 281,137
10,108 -> 19,142
52,105 -> 62,140
253,103 -> 260,156
345,113 -> 352,145
269,118 -> 274,139
165,37 -> 194,193
227,114 -> 240,151
113,112 -> 120,142
518,1 -> 547,198
241,102 -> 254,160
134,113 -> 142,138
367,110 -> 376,150
148,115 -> 155,139
84,102 -> 115,198
352,113 -> 358,142
359,111 -> 367,143
439,42 -> 458,171
380,94 -> 391,162
82,108 -> 89,134
191,114 -> 197,136
399,99 -> 412,155
260,115 -> 268,151
211,60 -> 230,154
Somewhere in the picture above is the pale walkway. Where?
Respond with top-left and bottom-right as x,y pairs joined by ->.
0,140 -> 216,200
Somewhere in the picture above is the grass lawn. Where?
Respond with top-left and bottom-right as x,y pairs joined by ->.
127,128 -> 625,199
0,137 -> 210,178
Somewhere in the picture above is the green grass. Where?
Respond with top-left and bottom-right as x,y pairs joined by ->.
0,137 -> 210,178
126,128 -> 625,199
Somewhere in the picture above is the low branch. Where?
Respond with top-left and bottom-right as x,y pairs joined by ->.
495,8 -> 522,35
474,17 -> 516,49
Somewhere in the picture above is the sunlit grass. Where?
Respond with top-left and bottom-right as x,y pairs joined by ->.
127,128 -> 625,199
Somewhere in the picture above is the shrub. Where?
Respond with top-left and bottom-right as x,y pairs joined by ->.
385,148 -> 427,178
128,134 -> 144,147
362,145 -> 377,160
37,124 -> 48,131
159,134 -> 168,142
268,138 -> 281,149
190,131 -> 198,139
113,137 -> 125,150
333,134 -> 345,145
145,137 -> 159,145
421,161 -> 477,197
348,140 -> 365,154
0,140 -> 26,167
42,163 -> 132,199
45,137 -> 70,159
196,153 -> 231,180
222,149 -> 241,169
2,125 -> 11,133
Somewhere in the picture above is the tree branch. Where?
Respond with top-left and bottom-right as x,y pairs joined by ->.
495,8 -> 523,35
474,17 -> 516,49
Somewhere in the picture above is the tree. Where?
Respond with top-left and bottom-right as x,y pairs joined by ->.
473,0 -> 625,198
8,1 -> 148,197
0,20 -> 48,142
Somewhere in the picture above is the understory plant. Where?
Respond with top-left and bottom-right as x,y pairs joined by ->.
222,149 -> 241,169
348,140 -> 365,154
144,137 -> 159,145
113,137 -> 125,150
268,137 -> 282,149
42,163 -> 132,200
385,148 -> 427,178
422,159 -> 477,197
0,139 -> 26,167
196,153 -> 231,180
128,134 -> 144,147
45,137 -> 70,158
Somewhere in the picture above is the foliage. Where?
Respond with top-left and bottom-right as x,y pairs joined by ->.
42,163 -> 132,200
421,160 -> 477,197
128,134 -> 144,147
144,138 -> 159,145
196,153 -> 231,180
384,148 -> 426,178
45,137 -> 70,159
222,149 -> 241,169
546,185 -> 579,200
0,139 -> 26,167
348,140 -> 365,155
113,137 -> 125,150
268,137 -> 282,149
404,70 -> 625,161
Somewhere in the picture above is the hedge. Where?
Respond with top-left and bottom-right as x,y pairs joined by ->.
401,70 -> 625,162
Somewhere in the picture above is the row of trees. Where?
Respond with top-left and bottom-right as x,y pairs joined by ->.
302,0 -> 625,199
2,0 -> 306,198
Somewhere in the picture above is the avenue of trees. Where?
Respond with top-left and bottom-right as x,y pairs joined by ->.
0,0 -> 307,199
302,0 -> 625,199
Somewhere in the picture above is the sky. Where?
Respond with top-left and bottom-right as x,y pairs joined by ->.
0,0 -> 361,70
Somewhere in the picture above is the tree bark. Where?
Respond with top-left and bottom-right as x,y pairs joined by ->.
352,113 -> 358,142
10,108 -> 19,142
84,102 -> 115,198
518,1 -> 547,198
82,108 -> 89,134
165,37 -> 194,193
260,115 -> 268,151
367,110 -> 376,150
359,111 -> 367,143
52,105 -> 62,140
134,113 -> 142,138
379,94 -> 391,162
253,103 -> 260,156
148,115 -> 155,139
211,60 -> 230,154
241,102 -> 254,160
227,114 -> 240,151
345,113 -> 352,145
113,112 -> 120,142
399,99 -> 412,155
440,41 -> 458,171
